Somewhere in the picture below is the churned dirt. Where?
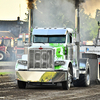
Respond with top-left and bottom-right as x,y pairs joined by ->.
0,74 -> 100,100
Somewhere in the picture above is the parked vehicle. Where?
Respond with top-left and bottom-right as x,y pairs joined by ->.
0,36 -> 15,61
15,33 -> 28,59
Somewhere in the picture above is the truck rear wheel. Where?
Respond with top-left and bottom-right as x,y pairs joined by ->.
73,80 -> 79,87
73,69 -> 90,87
17,80 -> 26,89
79,71 -> 90,87
0,51 -> 5,61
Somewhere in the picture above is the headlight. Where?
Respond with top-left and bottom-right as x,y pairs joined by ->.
18,60 -> 27,66
54,61 -> 65,66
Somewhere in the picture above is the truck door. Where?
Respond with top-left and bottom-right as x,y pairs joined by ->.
67,33 -> 73,60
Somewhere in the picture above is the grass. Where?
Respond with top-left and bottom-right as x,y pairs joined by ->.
0,72 -> 14,76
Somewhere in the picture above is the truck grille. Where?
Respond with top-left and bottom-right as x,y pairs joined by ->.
28,49 -> 54,69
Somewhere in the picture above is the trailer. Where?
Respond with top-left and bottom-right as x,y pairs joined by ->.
80,22 -> 100,83
80,46 -> 100,83
82,53 -> 100,83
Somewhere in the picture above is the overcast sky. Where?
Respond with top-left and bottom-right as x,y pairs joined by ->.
0,0 -> 27,20
0,0 -> 100,21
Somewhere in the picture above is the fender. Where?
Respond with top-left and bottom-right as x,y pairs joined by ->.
15,58 -> 28,71
15,54 -> 28,71
65,60 -> 72,70
79,58 -> 90,74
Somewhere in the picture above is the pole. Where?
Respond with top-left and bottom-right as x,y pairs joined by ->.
20,25 -> 21,34
28,9 -> 31,44
77,6 -> 80,64
75,4 -> 80,69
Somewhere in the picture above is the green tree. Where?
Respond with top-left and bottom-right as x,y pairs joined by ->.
80,9 -> 98,41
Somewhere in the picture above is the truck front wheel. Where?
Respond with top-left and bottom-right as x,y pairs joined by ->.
0,51 -> 5,61
62,69 -> 72,90
17,80 -> 26,89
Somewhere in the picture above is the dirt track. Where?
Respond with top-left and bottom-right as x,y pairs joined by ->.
0,75 -> 100,100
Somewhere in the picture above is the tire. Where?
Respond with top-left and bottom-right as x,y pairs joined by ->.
79,72 -> 90,87
73,69 -> 90,87
62,69 -> 72,90
5,51 -> 10,61
73,80 -> 79,87
17,80 -> 26,89
0,51 -> 6,61
62,80 -> 70,90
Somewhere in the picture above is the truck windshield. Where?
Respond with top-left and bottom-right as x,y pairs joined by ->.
4,39 -> 11,46
17,38 -> 28,47
34,35 -> 66,43
17,39 -> 24,47
0,39 -> 11,46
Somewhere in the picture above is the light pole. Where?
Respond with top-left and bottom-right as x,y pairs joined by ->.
20,21 -> 23,34
17,16 -> 23,35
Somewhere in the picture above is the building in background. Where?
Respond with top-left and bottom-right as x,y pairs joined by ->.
0,20 -> 28,37
0,31 -> 15,38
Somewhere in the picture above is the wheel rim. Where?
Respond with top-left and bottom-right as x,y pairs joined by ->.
68,72 -> 71,88
0,53 -> 4,60
86,73 -> 90,85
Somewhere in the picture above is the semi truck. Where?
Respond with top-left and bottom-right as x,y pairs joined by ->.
15,28 -> 91,90
15,33 -> 29,59
14,0 -> 100,90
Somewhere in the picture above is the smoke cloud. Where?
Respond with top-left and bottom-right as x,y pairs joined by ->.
31,0 -> 99,41
33,0 -> 75,29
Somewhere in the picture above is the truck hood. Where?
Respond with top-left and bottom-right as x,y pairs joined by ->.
30,43 -> 66,48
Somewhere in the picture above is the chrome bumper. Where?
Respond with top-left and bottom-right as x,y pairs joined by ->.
16,70 -> 68,83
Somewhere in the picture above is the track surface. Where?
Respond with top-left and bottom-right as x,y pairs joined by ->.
0,63 -> 100,100
0,75 -> 100,100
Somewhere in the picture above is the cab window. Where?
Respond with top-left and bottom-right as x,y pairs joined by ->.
67,33 -> 72,43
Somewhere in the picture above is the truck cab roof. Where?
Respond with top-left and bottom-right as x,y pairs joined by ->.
32,28 -> 74,35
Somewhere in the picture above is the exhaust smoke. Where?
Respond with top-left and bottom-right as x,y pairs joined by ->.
33,0 -> 75,28
67,0 -> 85,8
31,0 -> 99,41
26,0 -> 37,9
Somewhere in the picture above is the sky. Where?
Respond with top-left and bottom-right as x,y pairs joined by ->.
0,0 -> 100,21
0,0 -> 27,20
